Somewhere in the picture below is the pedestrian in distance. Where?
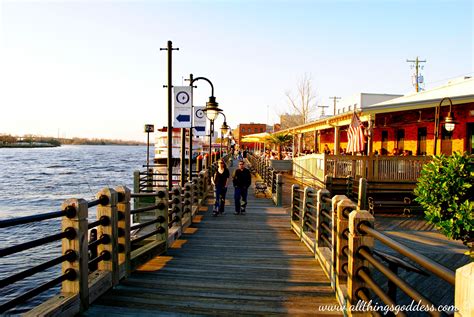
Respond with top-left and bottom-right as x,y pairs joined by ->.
232,160 -> 252,215
211,159 -> 230,216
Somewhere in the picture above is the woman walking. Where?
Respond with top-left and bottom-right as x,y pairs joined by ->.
211,160 -> 230,216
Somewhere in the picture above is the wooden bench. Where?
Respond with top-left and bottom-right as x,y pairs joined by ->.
350,178 -> 422,214
255,181 -> 269,197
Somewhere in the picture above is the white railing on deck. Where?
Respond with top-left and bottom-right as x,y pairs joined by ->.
293,154 -> 431,182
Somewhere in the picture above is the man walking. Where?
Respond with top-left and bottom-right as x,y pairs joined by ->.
232,160 -> 252,215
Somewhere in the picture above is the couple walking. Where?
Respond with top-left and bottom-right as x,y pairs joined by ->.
211,159 -> 251,216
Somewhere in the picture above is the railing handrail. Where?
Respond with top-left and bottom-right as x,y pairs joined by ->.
358,223 -> 456,285
0,166 -> 213,314
289,182 -> 465,316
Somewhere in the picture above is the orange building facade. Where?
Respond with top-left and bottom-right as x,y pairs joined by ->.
236,123 -> 267,150
279,77 -> 474,157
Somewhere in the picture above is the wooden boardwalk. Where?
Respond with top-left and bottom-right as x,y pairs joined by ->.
84,164 -> 340,316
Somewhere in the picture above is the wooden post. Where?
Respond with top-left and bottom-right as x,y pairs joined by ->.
61,198 -> 89,310
96,188 -> 119,286
331,194 -> 349,288
290,184 -> 300,221
347,209 -> 374,316
315,189 -> 331,250
183,182 -> 193,218
155,189 -> 169,246
133,170 -> 140,221
115,186 -> 131,279
455,262 -> 474,317
275,174 -> 283,207
171,186 -> 183,228
334,126 -> 340,155
336,198 -> 356,290
302,186 -> 314,242
358,178 -> 367,211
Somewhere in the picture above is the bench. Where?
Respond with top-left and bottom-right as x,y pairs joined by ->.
255,181 -> 269,197
349,177 -> 422,215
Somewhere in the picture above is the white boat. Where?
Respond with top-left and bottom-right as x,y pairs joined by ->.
153,127 -> 204,186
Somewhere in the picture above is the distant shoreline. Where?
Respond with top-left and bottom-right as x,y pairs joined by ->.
0,143 -> 60,148
1,143 -> 146,148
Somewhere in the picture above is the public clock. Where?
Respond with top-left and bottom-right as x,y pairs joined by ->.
176,91 -> 190,104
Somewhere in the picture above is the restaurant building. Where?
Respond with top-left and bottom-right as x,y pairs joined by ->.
279,76 -> 474,157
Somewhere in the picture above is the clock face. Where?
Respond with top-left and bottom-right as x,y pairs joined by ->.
176,91 -> 190,104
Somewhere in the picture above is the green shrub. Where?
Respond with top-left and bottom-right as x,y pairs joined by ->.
414,152 -> 473,252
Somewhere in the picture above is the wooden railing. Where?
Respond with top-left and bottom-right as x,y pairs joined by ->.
293,154 -> 432,183
290,184 -> 472,316
247,155 -> 284,206
0,171 -> 211,315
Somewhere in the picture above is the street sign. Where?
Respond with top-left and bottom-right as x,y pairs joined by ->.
193,106 -> 206,136
173,86 -> 192,128
144,124 -> 154,133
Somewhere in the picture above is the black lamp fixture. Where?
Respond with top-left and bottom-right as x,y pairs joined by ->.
218,112 -> 229,135
221,121 -> 230,135
203,96 -> 223,121
433,97 -> 457,155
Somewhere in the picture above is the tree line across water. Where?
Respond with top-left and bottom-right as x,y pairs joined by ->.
0,134 -> 145,147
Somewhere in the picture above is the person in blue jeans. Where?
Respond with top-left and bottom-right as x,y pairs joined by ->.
232,160 -> 252,215
211,160 -> 230,216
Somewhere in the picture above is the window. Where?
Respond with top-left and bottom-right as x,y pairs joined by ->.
254,128 -> 258,133
348,105 -> 352,111
241,128 -> 245,132
248,128 -> 251,133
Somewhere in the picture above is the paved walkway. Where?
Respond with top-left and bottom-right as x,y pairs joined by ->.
84,160 -> 341,316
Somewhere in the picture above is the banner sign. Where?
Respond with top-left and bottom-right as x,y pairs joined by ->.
173,86 -> 192,128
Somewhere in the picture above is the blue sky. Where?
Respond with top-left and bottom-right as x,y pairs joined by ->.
0,0 -> 472,141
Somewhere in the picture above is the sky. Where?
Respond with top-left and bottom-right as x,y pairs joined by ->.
0,0 -> 472,142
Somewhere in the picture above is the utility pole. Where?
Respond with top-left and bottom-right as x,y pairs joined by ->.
329,96 -> 341,116
317,104 -> 329,117
406,56 -> 426,92
160,40 -> 179,190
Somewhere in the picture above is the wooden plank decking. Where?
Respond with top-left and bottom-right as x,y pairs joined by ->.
83,165 -> 341,316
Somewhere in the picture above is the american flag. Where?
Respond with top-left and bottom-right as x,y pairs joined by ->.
347,112 -> 365,154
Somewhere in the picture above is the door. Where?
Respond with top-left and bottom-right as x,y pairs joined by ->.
381,130 -> 388,155
417,127 -> 427,155
440,128 -> 452,155
396,129 -> 405,151
467,123 -> 474,154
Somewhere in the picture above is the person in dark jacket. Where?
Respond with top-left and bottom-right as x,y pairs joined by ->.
232,160 -> 252,215
211,160 -> 230,216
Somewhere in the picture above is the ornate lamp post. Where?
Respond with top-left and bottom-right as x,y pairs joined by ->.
433,97 -> 457,155
215,112 -> 229,156
189,77 -> 222,178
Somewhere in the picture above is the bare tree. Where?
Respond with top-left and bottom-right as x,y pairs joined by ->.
283,73 -> 318,127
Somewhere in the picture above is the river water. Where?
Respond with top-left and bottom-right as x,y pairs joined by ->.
0,145 -> 150,315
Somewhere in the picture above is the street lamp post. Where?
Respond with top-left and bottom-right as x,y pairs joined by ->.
433,97 -> 457,155
215,112 -> 229,158
189,76 -> 223,180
